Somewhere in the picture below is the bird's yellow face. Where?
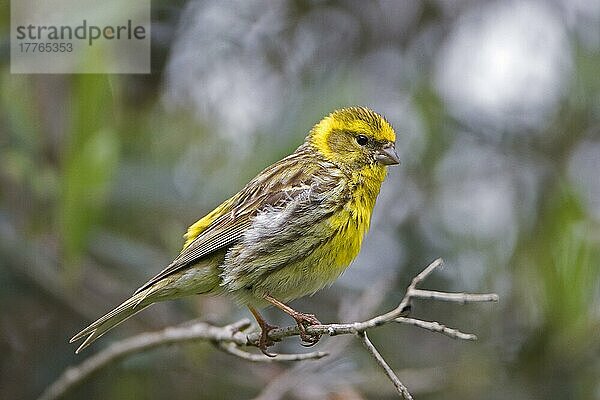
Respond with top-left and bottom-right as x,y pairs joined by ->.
308,107 -> 399,170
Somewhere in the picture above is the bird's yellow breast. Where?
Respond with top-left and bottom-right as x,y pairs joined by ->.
249,164 -> 388,304
327,165 -> 386,268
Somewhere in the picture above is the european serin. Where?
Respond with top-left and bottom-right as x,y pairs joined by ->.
71,106 -> 399,355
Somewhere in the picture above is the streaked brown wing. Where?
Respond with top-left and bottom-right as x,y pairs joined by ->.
134,200 -> 252,294
134,147 -> 322,295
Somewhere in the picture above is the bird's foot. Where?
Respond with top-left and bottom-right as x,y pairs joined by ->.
248,305 -> 280,357
291,312 -> 322,347
257,321 -> 279,357
261,295 -> 323,347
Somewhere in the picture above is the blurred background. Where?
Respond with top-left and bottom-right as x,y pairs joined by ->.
1,0 -> 600,399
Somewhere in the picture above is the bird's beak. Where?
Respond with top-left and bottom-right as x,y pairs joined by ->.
376,143 -> 400,165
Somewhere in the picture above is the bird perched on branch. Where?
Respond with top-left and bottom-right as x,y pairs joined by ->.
71,106 -> 399,356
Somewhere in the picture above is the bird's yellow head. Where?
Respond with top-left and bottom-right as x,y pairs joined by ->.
307,107 -> 399,170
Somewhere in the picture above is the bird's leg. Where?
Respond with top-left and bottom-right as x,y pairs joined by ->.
263,295 -> 322,347
247,305 -> 278,357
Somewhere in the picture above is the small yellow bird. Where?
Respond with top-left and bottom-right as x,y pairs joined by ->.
71,106 -> 399,355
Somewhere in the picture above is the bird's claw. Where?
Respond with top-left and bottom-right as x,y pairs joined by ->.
293,312 -> 322,346
257,322 -> 279,357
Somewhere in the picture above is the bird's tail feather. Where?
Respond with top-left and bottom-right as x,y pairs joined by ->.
70,289 -> 154,354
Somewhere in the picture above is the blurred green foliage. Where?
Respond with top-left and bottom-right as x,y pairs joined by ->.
61,73 -> 119,278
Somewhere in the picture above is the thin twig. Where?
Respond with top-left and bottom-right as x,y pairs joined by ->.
216,342 -> 328,362
38,320 -> 249,400
395,317 -> 477,340
357,331 -> 413,400
410,289 -> 499,303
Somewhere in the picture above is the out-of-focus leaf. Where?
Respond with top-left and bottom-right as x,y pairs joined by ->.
60,71 -> 120,280
518,184 -> 600,394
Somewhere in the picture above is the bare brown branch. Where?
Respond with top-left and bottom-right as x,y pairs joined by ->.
395,317 -> 477,340
357,331 -> 413,400
39,258 -> 498,400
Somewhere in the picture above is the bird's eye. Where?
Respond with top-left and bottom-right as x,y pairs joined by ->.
356,135 -> 368,146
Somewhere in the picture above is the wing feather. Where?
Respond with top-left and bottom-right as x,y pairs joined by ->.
134,210 -> 251,294
134,146 -> 327,294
